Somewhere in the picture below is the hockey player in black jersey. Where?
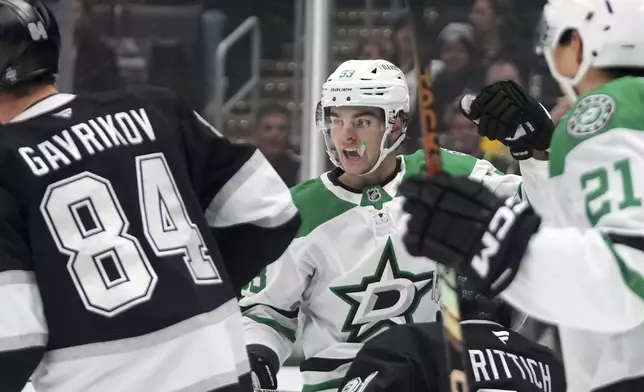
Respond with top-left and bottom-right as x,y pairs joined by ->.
339,274 -> 566,392
0,1 -> 300,392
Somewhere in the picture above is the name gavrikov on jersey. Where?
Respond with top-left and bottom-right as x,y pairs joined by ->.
18,108 -> 155,176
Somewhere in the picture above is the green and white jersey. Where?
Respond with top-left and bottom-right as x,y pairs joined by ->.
501,77 -> 644,391
240,149 -> 522,392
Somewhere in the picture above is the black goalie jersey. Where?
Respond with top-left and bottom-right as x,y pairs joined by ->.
340,320 -> 566,392
0,87 -> 300,392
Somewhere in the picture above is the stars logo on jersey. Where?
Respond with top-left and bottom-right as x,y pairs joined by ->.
567,94 -> 615,138
330,238 -> 434,343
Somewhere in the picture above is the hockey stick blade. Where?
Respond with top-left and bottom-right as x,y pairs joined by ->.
407,0 -> 469,391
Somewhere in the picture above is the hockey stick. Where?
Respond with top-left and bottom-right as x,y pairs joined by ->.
407,1 -> 469,391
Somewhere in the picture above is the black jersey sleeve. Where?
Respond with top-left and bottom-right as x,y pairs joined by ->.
0,186 -> 46,391
178,102 -> 301,293
131,87 -> 301,292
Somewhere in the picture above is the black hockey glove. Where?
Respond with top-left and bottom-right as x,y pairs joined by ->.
248,345 -> 278,390
399,173 -> 542,297
464,80 -> 554,160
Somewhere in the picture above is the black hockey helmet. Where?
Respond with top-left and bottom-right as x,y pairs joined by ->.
435,272 -> 527,331
0,0 -> 60,90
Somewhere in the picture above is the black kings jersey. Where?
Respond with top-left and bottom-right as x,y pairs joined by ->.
0,87 -> 299,392
340,320 -> 566,392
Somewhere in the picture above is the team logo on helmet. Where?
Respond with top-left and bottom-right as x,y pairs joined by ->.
4,68 -> 17,82
567,94 -> 615,138
27,21 -> 48,42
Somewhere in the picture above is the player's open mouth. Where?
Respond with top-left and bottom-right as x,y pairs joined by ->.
343,144 -> 366,161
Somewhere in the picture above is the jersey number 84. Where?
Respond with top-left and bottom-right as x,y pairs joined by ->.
40,152 -> 221,317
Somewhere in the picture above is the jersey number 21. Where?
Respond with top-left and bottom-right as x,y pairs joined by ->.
40,153 -> 221,317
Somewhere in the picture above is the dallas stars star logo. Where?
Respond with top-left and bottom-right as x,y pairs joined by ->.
330,238 -> 434,343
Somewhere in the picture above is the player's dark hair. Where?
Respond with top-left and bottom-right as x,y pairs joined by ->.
558,29 -> 574,46
558,30 -> 644,79
601,68 -> 644,79
5,73 -> 57,99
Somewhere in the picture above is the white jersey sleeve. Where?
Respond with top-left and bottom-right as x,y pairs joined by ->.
517,158 -> 551,213
434,148 -> 522,198
240,236 -> 314,364
466,155 -> 523,198
502,127 -> 644,333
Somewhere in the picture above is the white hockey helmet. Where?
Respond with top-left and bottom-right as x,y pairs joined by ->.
316,59 -> 410,175
538,0 -> 644,100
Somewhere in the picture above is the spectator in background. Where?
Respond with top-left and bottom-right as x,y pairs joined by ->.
432,22 -> 484,128
72,0 -> 124,93
441,101 -> 482,158
389,13 -> 422,154
469,0 -> 522,70
486,58 -> 523,85
357,37 -> 392,61
391,13 -> 415,75
391,13 -> 418,109
252,104 -> 300,187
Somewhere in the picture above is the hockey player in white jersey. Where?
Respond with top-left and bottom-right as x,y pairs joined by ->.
239,59 -> 544,392
400,0 -> 644,391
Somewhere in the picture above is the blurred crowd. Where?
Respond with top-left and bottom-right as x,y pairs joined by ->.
67,0 -> 558,184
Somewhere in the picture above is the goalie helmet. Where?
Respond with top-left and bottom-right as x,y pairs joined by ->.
538,0 -> 644,99
316,59 -> 410,175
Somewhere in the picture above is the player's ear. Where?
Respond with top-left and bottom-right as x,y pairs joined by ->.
389,118 -> 404,140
